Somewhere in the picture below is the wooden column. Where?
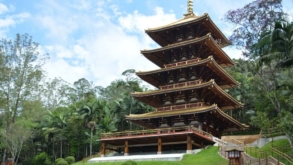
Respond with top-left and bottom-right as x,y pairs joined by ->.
186,135 -> 192,154
101,142 -> 106,157
158,137 -> 162,154
124,140 -> 129,156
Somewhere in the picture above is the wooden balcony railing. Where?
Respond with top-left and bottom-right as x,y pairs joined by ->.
164,58 -> 201,68
160,79 -> 202,90
156,102 -> 204,111
101,126 -> 213,140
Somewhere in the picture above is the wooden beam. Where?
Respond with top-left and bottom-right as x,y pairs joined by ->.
192,142 -> 202,148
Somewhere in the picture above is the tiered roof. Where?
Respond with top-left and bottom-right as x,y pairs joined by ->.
136,56 -> 238,89
141,34 -> 235,68
125,8 -> 248,133
145,14 -> 231,48
126,104 -> 248,130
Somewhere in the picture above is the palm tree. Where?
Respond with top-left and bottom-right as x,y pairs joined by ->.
78,99 -> 108,156
255,21 -> 293,68
42,107 -> 68,159
97,108 -> 117,133
253,20 -> 293,153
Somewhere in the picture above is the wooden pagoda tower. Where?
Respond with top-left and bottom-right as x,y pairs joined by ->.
100,0 -> 248,156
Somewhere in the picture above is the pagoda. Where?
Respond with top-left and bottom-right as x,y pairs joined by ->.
100,0 -> 248,156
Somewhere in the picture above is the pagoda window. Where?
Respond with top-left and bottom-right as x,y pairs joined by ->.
189,70 -> 198,80
164,101 -> 171,105
171,51 -> 178,62
178,77 -> 186,82
188,48 -> 196,58
190,97 -> 198,102
176,99 -> 185,103
185,30 -> 193,39
180,51 -> 187,60
175,31 -> 183,41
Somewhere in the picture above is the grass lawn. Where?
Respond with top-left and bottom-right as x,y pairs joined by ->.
73,146 -> 227,165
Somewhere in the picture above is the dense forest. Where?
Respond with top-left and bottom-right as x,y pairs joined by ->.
0,0 -> 293,164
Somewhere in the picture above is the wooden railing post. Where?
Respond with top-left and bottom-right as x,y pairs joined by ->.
265,152 -> 268,165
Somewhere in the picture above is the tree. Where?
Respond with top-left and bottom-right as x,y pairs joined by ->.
42,107 -> 69,159
256,21 -> 293,68
97,108 -> 117,133
226,59 -> 257,123
0,33 -> 48,163
73,78 -> 96,102
0,121 -> 32,164
224,0 -> 287,57
79,99 -> 108,156
42,78 -> 75,110
252,21 -> 293,152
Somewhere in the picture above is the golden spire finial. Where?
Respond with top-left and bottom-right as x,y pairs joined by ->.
188,0 -> 193,14
184,0 -> 194,17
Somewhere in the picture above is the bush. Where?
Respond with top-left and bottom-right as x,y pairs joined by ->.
121,160 -> 137,165
33,152 -> 51,165
57,160 -> 69,165
65,156 -> 75,165
55,158 -> 65,163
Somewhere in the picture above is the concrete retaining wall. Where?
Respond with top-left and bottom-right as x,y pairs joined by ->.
247,135 -> 287,148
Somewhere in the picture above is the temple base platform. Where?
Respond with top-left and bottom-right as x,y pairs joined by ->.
88,153 -> 185,163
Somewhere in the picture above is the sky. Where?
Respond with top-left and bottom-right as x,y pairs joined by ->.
0,0 -> 293,87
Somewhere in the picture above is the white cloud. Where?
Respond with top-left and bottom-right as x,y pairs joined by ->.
110,5 -> 122,16
0,2 -> 30,38
0,12 -> 30,29
44,58 -> 90,83
118,7 -> 176,33
223,46 -> 243,59
5,0 -> 257,87
284,7 -> 293,22
0,3 -> 9,14
36,1 -> 176,87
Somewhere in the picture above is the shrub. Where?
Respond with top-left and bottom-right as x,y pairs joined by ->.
57,160 -> 69,165
65,156 -> 75,165
55,158 -> 65,164
121,160 -> 137,165
33,152 -> 51,165
44,158 -> 52,165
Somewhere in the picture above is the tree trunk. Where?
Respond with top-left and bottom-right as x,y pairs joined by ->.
60,139 -> 63,158
90,129 -> 93,156
52,137 -> 56,160
85,144 -> 88,157
2,148 -> 6,165
286,133 -> 293,153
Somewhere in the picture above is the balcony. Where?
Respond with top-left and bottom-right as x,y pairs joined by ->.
164,58 -> 201,68
160,79 -> 203,90
101,126 -> 213,140
156,102 -> 205,111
